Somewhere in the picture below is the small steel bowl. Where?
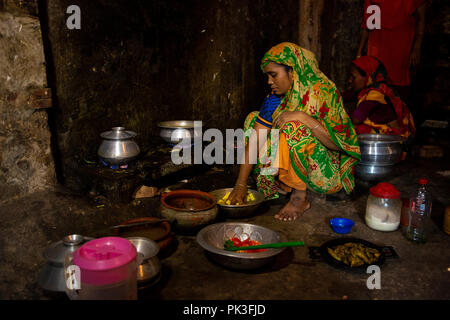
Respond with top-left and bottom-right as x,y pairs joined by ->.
209,188 -> 265,219
127,237 -> 161,283
196,222 -> 286,270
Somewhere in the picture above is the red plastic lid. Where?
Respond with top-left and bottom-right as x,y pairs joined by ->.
418,178 -> 428,185
370,182 -> 401,199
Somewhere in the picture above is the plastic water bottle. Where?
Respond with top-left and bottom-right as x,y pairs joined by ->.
405,178 -> 432,243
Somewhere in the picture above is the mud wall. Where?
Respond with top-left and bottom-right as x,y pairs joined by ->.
0,0 -> 56,202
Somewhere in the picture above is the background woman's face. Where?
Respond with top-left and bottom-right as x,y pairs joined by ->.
263,62 -> 293,95
348,64 -> 366,92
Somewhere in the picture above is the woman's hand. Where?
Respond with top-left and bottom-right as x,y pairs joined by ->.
410,47 -> 421,67
228,185 -> 247,205
273,111 -> 308,128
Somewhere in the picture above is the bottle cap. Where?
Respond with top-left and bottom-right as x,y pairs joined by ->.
370,182 -> 401,199
418,178 -> 428,185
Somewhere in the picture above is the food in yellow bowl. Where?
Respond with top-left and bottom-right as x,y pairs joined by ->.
217,191 -> 255,205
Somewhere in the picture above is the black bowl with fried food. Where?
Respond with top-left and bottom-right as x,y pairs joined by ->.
308,237 -> 399,273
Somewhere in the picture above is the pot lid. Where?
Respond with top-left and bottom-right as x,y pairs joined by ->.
73,237 -> 136,271
43,235 -> 87,265
370,182 -> 401,199
357,133 -> 405,144
100,127 -> 137,140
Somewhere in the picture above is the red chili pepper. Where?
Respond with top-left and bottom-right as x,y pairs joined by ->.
231,237 -> 241,247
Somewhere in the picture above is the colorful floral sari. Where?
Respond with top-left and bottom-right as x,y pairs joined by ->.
352,56 -> 416,138
244,43 -> 361,199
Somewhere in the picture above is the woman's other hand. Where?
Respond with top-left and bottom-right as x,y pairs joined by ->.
228,185 -> 247,205
410,47 -> 421,67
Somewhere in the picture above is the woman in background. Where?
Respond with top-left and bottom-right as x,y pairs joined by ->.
356,0 -> 429,104
348,55 -> 415,139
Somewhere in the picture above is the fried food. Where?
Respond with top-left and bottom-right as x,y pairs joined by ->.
327,243 -> 380,267
217,191 -> 255,205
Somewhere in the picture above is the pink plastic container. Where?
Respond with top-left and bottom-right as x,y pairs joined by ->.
72,237 -> 137,300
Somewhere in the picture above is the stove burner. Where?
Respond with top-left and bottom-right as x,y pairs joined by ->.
168,142 -> 195,150
100,158 -> 129,169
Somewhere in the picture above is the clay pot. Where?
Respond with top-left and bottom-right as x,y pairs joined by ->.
115,217 -> 173,253
160,189 -> 218,233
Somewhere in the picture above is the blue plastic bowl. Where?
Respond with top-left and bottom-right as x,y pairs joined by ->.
329,218 -> 355,234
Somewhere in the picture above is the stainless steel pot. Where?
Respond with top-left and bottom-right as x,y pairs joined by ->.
98,127 -> 140,165
157,120 -> 199,145
127,237 -> 161,283
38,235 -> 93,292
358,134 -> 405,166
355,163 -> 394,181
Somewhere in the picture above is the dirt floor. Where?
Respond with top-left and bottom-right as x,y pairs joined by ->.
0,155 -> 449,300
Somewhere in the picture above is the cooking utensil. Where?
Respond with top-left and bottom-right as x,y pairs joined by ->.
160,189 -> 218,233
329,218 -> 355,234
98,127 -> 140,165
38,234 -> 93,292
110,219 -> 171,230
309,237 -> 399,273
126,237 -> 161,283
157,120 -> 199,145
357,134 -> 405,165
209,188 -> 265,218
67,237 -> 138,300
356,133 -> 405,181
114,217 -> 174,254
196,222 -> 286,270
224,240 -> 304,251
355,163 -> 394,181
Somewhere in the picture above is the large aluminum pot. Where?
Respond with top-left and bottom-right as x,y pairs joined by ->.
358,134 -> 405,166
157,120 -> 199,145
98,127 -> 140,165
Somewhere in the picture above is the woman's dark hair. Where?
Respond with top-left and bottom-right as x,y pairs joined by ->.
274,62 -> 293,74
351,63 -> 366,77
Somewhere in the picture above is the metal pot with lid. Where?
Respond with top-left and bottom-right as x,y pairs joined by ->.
98,127 -> 140,165
355,134 -> 406,181
38,234 -> 93,293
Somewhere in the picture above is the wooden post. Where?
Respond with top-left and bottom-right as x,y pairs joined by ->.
299,0 -> 324,61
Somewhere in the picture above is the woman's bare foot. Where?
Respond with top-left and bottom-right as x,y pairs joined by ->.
274,189 -> 310,222
275,179 -> 291,195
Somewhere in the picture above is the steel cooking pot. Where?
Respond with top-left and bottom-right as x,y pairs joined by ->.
126,237 -> 161,283
355,163 -> 394,181
98,127 -> 140,165
38,234 -> 93,292
357,134 -> 405,166
157,120 -> 199,145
